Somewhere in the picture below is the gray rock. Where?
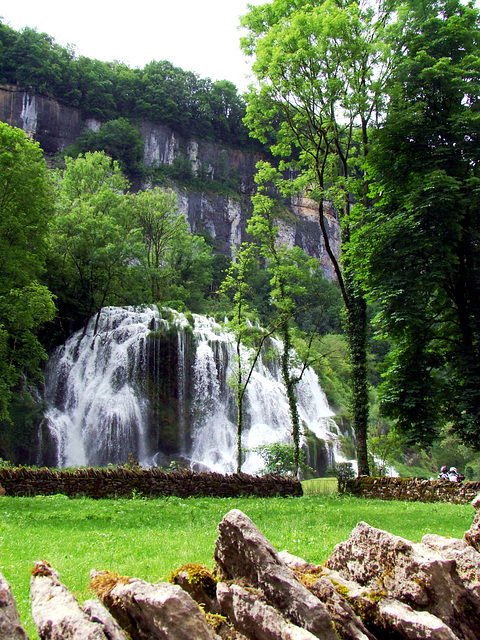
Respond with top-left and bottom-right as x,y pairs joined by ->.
217,582 -> 319,640
31,561 -> 109,639
214,509 -> 337,640
0,572 -> 29,640
83,599 -> 130,640
327,521 -> 480,640
378,599 -> 460,640
97,575 -> 219,640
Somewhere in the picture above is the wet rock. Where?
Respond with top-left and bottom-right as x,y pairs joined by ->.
214,508 -> 337,640
0,572 -> 29,640
217,581 -> 318,640
31,561 -> 109,639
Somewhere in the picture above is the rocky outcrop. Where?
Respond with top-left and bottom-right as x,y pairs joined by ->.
0,572 -> 29,640
0,85 -> 340,273
11,498 -> 480,639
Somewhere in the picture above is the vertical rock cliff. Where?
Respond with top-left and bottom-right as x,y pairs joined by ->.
0,84 -> 340,271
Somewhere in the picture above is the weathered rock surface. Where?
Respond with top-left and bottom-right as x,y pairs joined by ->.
31,562 -> 110,639
377,599 -> 460,640
82,599 -> 130,640
92,573 -> 218,640
0,572 -> 29,640
464,494 -> 480,552
327,521 -> 480,640
214,508 -> 337,640
217,582 -> 319,640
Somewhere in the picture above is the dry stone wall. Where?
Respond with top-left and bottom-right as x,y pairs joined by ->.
345,476 -> 480,503
0,467 -> 302,499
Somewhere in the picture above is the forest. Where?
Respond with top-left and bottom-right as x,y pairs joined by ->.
0,0 -> 479,479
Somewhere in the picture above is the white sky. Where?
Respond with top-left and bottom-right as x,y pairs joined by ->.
0,0 -> 269,93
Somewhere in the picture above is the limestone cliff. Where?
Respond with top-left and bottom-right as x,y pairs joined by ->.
0,84 -> 339,275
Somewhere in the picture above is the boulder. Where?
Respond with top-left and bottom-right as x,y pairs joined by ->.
377,599 -> 460,640
31,561 -> 110,639
327,521 -> 480,640
0,572 -> 29,640
217,581 -> 319,640
91,571 -> 218,640
214,508 -> 337,640
422,533 -> 480,613
83,599 -> 130,640
464,494 -> 480,553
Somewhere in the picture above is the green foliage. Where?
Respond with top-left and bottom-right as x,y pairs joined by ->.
329,462 -> 356,492
47,151 -> 148,330
351,0 -> 480,449
63,118 -> 145,183
367,425 -> 404,478
0,20 -> 257,149
0,123 -> 56,420
252,441 -> 312,476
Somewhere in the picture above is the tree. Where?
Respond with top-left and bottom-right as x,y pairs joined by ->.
241,0 -> 398,475
131,188 -> 188,301
49,151 -> 146,332
351,0 -> 480,449
248,166 -> 320,476
64,118 -> 145,183
0,123 -> 56,420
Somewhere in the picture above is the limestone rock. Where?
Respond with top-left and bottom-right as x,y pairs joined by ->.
83,599 -> 130,640
0,572 -> 29,640
170,563 -> 219,613
464,495 -> 480,552
214,509 -> 337,640
217,582 -> 319,640
422,534 -> 480,613
95,574 -> 219,640
31,561 -> 109,639
378,599 -> 460,640
327,521 -> 480,640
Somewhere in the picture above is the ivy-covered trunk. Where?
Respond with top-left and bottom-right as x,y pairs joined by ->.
280,322 -> 301,477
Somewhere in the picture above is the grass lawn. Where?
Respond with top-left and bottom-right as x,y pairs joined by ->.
0,492 -> 475,639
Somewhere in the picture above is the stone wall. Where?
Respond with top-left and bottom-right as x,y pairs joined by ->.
0,467 -> 302,499
345,475 -> 480,503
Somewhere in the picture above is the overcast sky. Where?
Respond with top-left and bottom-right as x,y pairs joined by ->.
1,0 -> 269,93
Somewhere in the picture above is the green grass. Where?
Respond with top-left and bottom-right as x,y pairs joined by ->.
0,493 -> 474,639
302,477 -> 338,495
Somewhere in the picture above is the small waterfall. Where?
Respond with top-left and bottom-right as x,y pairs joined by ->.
41,306 -> 343,473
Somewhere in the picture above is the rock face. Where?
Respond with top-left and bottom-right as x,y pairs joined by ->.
0,85 -> 340,275
214,508 -> 337,640
10,496 -> 480,639
0,572 -> 29,640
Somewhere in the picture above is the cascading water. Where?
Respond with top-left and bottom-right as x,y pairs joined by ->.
40,305 -> 345,473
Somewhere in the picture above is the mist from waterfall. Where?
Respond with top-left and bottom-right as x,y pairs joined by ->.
41,306 -> 343,474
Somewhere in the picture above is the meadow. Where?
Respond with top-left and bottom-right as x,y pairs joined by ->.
0,486 -> 475,638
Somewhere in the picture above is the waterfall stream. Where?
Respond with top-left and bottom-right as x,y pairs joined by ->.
41,306 -> 344,474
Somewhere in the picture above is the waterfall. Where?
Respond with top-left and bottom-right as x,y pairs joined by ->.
41,306 -> 343,473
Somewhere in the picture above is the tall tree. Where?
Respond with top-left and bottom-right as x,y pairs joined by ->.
351,0 -> 480,448
0,123 -> 55,420
49,151 -> 146,333
241,0 -> 397,475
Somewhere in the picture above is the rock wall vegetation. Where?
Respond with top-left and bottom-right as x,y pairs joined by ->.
4,499 -> 480,639
346,476 -> 480,504
0,84 -> 340,274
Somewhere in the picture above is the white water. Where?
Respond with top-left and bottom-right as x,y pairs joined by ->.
42,306 -> 342,473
